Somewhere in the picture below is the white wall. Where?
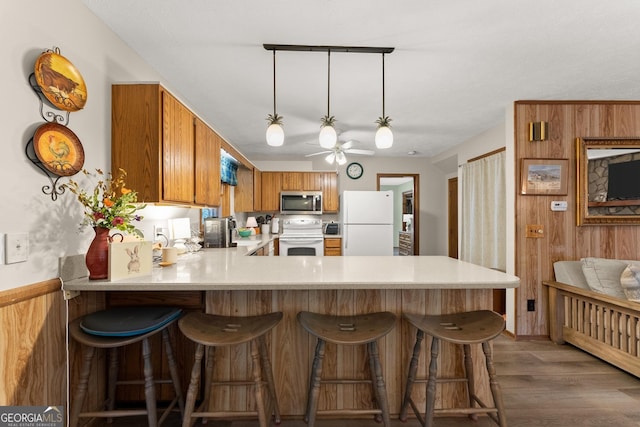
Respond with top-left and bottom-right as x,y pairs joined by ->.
0,0 -> 168,290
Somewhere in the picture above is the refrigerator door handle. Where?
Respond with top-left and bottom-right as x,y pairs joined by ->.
343,226 -> 348,250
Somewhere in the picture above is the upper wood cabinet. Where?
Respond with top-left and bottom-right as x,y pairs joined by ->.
194,118 -> 221,206
281,172 -> 322,191
221,183 -> 231,217
322,172 -> 339,212
234,166 -> 254,212
253,169 -> 262,211
112,83 -> 221,206
162,91 -> 194,203
261,172 -> 282,212
260,171 -> 339,213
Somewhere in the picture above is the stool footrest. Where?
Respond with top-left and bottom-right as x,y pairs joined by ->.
116,378 -> 174,386
435,407 -> 499,416
192,410 -> 259,418
211,380 -> 268,386
320,379 -> 372,385
412,377 -> 469,384
79,409 -> 148,418
317,409 -> 382,416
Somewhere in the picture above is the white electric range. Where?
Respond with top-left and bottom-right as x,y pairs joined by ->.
278,216 -> 324,256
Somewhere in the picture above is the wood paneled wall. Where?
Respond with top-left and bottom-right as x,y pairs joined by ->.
0,280 -> 66,406
0,281 -> 105,409
514,101 -> 640,337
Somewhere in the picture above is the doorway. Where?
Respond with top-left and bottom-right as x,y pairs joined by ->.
377,173 -> 420,255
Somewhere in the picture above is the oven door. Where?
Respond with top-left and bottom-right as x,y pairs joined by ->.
279,237 -> 324,256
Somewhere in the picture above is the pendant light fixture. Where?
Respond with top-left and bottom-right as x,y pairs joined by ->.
266,50 -> 284,147
375,52 -> 393,149
263,44 -> 394,151
319,50 -> 337,149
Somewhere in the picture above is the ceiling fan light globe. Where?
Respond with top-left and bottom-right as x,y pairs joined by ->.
266,123 -> 284,146
325,152 -> 336,164
336,151 -> 347,165
319,125 -> 337,149
375,126 -> 393,149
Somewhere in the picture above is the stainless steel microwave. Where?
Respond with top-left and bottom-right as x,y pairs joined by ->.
280,191 -> 323,215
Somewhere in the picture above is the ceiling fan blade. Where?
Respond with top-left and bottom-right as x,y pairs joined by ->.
345,148 -> 375,156
341,140 -> 354,150
305,151 -> 332,157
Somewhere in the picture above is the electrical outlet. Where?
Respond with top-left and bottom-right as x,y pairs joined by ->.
527,299 -> 535,311
5,233 -> 28,264
63,290 -> 80,300
0,233 -> 5,265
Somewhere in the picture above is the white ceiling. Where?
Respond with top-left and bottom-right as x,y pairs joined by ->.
83,0 -> 640,163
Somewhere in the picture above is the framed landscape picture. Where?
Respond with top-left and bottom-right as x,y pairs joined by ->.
520,158 -> 568,195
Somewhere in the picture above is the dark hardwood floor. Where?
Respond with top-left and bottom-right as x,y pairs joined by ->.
92,335 -> 640,426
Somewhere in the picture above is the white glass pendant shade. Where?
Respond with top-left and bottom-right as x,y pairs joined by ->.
336,151 -> 347,165
266,123 -> 284,147
375,125 -> 393,149
325,152 -> 336,164
319,125 -> 337,149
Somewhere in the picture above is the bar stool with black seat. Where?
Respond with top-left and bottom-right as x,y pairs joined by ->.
297,311 -> 396,427
69,306 -> 184,427
399,310 -> 507,427
178,311 -> 283,427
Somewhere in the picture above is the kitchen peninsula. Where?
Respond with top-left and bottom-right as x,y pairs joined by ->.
63,248 -> 519,418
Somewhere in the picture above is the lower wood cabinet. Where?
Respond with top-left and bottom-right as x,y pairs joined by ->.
324,237 -> 342,256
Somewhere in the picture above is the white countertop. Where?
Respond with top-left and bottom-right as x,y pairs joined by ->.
62,244 -> 520,291
232,234 -> 274,248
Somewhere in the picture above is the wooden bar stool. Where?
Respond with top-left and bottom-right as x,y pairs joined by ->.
399,310 -> 507,427
178,311 -> 282,427
69,306 -> 184,427
297,311 -> 396,427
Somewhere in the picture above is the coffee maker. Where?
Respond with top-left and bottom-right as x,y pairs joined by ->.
203,217 -> 236,248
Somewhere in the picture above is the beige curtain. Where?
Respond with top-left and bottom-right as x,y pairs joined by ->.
460,151 -> 506,271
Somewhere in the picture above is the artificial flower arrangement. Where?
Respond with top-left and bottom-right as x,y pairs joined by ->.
65,168 -> 145,238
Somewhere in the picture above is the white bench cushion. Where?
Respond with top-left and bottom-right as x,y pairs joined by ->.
553,261 -> 590,290
620,264 -> 640,302
581,258 -> 629,299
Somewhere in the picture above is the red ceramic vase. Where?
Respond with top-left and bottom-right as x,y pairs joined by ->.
86,227 -> 110,280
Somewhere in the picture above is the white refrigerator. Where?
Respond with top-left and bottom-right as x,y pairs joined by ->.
341,190 -> 394,256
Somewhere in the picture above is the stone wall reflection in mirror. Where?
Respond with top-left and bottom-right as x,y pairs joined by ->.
577,137 -> 640,225
588,149 -> 640,216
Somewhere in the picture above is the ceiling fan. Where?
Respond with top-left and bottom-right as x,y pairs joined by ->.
304,140 -> 374,165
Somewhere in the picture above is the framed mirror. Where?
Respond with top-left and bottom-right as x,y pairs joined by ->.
577,137 -> 640,225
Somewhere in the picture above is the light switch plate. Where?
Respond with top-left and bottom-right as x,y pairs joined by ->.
526,224 -> 544,238
5,232 -> 29,264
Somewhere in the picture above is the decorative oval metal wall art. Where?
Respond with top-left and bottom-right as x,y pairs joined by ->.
33,122 -> 85,177
34,48 -> 87,112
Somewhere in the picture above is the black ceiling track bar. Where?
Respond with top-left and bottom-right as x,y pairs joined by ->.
263,44 -> 394,54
